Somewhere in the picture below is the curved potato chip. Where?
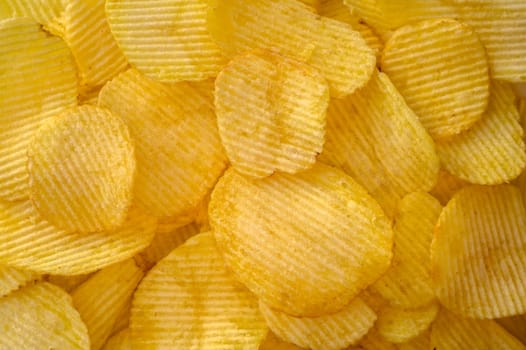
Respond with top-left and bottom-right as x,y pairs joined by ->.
28,105 -> 135,233
103,328 -> 131,350
0,17 -> 77,200
131,232 -> 267,349
396,329 -> 431,350
430,169 -> 470,205
0,282 -> 89,349
215,50 -> 328,178
47,273 -> 93,293
0,264 -> 39,297
496,315 -> 526,344
431,185 -> 526,318
381,18 -> 489,139
259,332 -> 305,350
0,0 -> 65,35
347,327 -> 397,350
210,164 -> 393,317
109,298 -> 132,336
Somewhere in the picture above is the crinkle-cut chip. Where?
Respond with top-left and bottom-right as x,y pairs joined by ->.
209,164 -> 393,317
436,80 -> 526,185
431,185 -> 526,319
215,50 -> 328,178
259,297 -> 376,350
0,200 -> 156,275
64,0 -> 128,91
371,192 -> 442,308
347,328 -> 397,350
430,169 -> 470,205
105,0 -> 225,82
431,308 -> 526,349
27,105 -> 135,233
381,19 -> 489,139
319,70 -> 439,217
396,329 -> 431,350
0,282 -> 89,349
109,298 -> 132,336
0,17 -> 77,200
496,315 -> 526,344
0,0 -> 65,35
376,302 -> 439,344
72,259 -> 144,350
79,85 -> 102,106
131,232 -> 267,349
259,332 -> 306,350
47,273 -> 93,293
0,264 -> 39,297
103,328 -> 131,350
98,69 -> 227,218
207,0 -> 375,97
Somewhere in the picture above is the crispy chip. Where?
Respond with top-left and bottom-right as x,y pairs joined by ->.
396,329 -> 431,350
431,185 -> 526,318
381,18 -> 489,139
0,17 -> 77,200
0,282 -> 89,349
347,327 -> 397,350
47,273 -> 93,293
496,315 -> 526,344
110,298 -> 132,336
0,264 -> 39,297
210,164 -> 393,316
215,50 -> 328,178
259,332 -> 305,350
0,0 -> 65,35
430,169 -> 470,205
27,105 -> 135,233
131,232 -> 267,349
103,328 -> 131,350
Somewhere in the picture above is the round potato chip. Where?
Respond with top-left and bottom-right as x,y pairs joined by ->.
215,49 -> 328,178
209,163 -> 393,317
0,264 -> 39,298
28,105 -> 135,233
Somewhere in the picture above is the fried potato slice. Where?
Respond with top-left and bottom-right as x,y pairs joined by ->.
131,232 -> 267,349
207,0 -> 375,97
431,185 -> 526,318
0,17 -> 77,200
436,80 -> 526,185
98,69 -> 227,217
496,315 -> 526,344
381,18 -> 489,139
47,273 -> 93,293
347,327 -> 397,350
0,200 -> 156,275
396,330 -> 431,350
215,50 -> 328,178
430,169 -> 470,205
0,264 -> 39,297
0,0 -> 65,35
103,328 -> 131,350
259,332 -> 305,350
210,163 -> 393,317
0,282 -> 89,349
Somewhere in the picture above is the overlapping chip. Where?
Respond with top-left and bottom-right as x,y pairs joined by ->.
0,264 -> 39,297
259,332 -> 305,350
496,315 -> 526,344
430,170 -> 470,205
47,273 -> 93,293
103,328 -> 132,350
347,327 -> 397,350
396,330 -> 431,350
0,0 -> 65,35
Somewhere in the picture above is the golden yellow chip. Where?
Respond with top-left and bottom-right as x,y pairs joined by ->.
210,164 -> 393,317
396,329 -> 431,350
103,328 -> 131,350
436,80 -> 526,185
0,282 -> 89,349
431,185 -> 526,318
79,85 -> 102,106
347,327 -> 397,350
47,273 -> 93,293
496,315 -> 526,344
110,298 -> 132,336
131,232 -> 267,349
259,296 -> 376,350
371,192 -> 442,308
0,200 -> 156,275
0,264 -> 39,297
0,0 -> 65,35
430,169 -> 470,205
27,105 -> 135,233
0,17 -> 77,200
381,18 -> 489,139
207,0 -> 376,97
259,331 -> 306,350
215,49 -> 328,178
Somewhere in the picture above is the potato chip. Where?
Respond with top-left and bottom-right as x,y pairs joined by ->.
215,49 -> 328,178
131,232 -> 267,349
396,329 -> 431,350
105,0 -> 225,82
259,331 -> 305,350
0,282 -> 89,349
0,200 -> 156,275
496,315 -> 526,344
431,185 -> 526,318
347,327 -> 397,350
47,273 -> 93,293
207,0 -> 376,97
430,169 -> 470,205
0,0 -> 65,35
110,298 -> 132,336
79,85 -> 102,106
209,163 -> 393,316
0,17 -> 77,200
436,80 -> 526,185
259,296 -> 376,350
27,105 -> 135,233
381,18 -> 489,139
72,259 -> 144,350
0,264 -> 39,297
103,328 -> 131,350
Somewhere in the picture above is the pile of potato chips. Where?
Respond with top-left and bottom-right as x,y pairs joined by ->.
1,0 -> 526,348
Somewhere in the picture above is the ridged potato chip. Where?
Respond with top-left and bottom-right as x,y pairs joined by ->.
381,18 -> 489,139
259,296 -> 376,350
47,273 -> 93,293
27,105 -> 135,233
436,80 -> 526,185
109,298 -> 132,336
431,185 -> 526,318
430,169 -> 470,205
347,327 -> 397,350
103,328 -> 131,350
396,330 -> 431,350
0,282 -> 89,349
0,0 -> 65,35
259,332 -> 305,350
210,163 -> 393,316
0,17 -> 77,200
131,232 -> 267,349
0,264 -> 39,297
497,315 -> 526,344
98,68 -> 227,217
207,0 -> 376,97
215,50 -> 328,178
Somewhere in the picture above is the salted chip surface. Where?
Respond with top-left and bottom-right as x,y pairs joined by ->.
0,200 -> 156,275
215,50 -> 328,178
381,18 -> 489,139
207,0 -> 376,97
431,185 -> 526,318
0,282 -> 89,349
28,105 -> 135,233
210,163 -> 393,316
0,264 -> 39,297
0,17 -> 77,200
0,0 -> 65,34
131,232 -> 267,349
